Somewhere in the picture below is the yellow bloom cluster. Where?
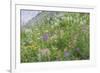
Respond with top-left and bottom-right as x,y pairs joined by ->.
21,44 -> 38,50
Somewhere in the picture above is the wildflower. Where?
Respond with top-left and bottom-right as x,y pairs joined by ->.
37,37 -> 40,40
37,32 -> 40,35
38,48 -> 50,61
56,50 -> 62,61
54,39 -> 57,42
64,52 -> 70,57
81,25 -> 88,32
45,30 -> 48,33
42,33 -> 49,41
51,25 -> 54,28
64,49 -> 70,57
52,47 -> 57,50
54,22 -> 58,26
76,48 -> 80,52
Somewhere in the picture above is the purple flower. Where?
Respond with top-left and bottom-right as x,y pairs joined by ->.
64,49 -> 70,57
64,51 -> 70,57
76,48 -> 80,52
42,33 -> 49,41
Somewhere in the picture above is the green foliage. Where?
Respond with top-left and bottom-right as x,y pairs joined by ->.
21,11 -> 90,63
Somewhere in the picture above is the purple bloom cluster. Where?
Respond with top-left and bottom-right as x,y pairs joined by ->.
64,51 -> 70,57
76,48 -> 80,52
42,33 -> 49,41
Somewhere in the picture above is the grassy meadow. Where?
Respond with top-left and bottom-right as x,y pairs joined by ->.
20,11 -> 90,63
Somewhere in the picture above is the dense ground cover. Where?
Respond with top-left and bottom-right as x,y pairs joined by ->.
21,11 -> 90,63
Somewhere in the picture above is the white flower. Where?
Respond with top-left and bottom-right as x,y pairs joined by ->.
37,37 -> 40,40
45,30 -> 48,33
51,25 -> 54,28
37,32 -> 40,35
54,39 -> 57,42
25,29 -> 32,33
54,22 -> 58,26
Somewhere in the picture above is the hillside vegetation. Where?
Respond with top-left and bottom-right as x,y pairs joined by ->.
21,11 -> 90,63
